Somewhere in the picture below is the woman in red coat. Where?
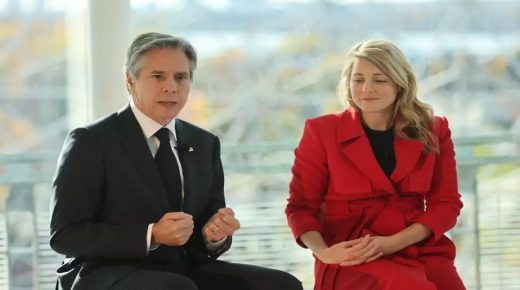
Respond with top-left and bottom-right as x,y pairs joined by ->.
286,39 -> 466,290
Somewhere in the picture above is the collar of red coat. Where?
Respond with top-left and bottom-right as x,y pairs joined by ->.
333,107 -> 428,189
336,108 -> 364,143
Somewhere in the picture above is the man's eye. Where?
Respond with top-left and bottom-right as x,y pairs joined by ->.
352,79 -> 363,83
152,75 -> 162,79
175,75 -> 189,81
375,80 -> 388,83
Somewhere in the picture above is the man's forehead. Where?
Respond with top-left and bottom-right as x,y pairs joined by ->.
141,49 -> 190,71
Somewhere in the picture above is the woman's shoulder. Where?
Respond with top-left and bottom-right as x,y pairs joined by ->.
431,115 -> 451,137
307,108 -> 356,126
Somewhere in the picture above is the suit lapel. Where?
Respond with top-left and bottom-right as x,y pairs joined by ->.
116,105 -> 170,212
390,136 -> 424,183
337,110 -> 396,194
175,120 -> 198,215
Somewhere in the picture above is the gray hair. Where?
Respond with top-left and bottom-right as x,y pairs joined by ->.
125,32 -> 197,79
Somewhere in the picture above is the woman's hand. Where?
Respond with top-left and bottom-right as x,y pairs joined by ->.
310,223 -> 431,267
315,234 -> 404,266
315,235 -> 384,266
364,235 -> 400,255
339,235 -> 400,266
346,223 -> 432,266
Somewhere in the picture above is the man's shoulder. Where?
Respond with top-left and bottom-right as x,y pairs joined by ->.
66,112 -> 120,142
84,112 -> 119,131
176,119 -> 216,139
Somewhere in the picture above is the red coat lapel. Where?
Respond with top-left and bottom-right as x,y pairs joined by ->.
391,136 -> 424,183
337,109 -> 396,194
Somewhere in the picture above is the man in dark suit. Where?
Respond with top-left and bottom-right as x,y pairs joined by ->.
50,32 -> 303,290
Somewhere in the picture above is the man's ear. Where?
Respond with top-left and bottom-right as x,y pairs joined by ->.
126,72 -> 135,85
126,72 -> 135,93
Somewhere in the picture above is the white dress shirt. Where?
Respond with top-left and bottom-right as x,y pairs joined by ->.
130,101 -> 226,253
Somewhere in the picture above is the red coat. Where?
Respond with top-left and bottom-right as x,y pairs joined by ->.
286,109 -> 465,290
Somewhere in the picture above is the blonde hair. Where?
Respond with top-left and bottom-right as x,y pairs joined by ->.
337,39 -> 438,153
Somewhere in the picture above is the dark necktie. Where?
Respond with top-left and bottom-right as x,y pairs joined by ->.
154,127 -> 182,211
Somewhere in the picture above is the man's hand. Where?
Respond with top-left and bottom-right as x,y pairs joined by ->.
202,208 -> 240,242
152,212 -> 194,246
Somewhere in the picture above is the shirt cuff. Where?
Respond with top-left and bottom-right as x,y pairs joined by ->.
147,223 -> 159,253
205,236 -> 228,252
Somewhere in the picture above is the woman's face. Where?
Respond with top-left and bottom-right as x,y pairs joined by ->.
349,57 -> 398,115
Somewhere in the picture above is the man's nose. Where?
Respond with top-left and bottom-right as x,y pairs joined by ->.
163,77 -> 178,93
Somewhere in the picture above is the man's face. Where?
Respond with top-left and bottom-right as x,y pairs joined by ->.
127,48 -> 192,125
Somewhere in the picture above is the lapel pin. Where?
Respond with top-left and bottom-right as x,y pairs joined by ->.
189,147 -> 194,152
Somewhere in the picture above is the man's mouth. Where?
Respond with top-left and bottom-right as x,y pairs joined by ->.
158,101 -> 177,105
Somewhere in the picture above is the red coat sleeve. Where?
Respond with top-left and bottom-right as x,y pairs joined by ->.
413,117 -> 463,241
286,119 -> 329,248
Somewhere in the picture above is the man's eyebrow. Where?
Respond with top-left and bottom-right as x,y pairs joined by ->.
148,70 -> 190,76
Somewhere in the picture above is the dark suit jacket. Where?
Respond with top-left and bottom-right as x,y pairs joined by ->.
50,105 -> 231,290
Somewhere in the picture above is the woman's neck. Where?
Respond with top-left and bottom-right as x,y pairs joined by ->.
361,112 -> 393,131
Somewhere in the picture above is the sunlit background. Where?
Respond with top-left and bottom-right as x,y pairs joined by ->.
1,0 -> 519,289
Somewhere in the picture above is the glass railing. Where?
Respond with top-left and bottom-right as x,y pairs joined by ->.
0,133 -> 518,290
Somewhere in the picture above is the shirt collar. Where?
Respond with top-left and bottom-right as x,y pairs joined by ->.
130,100 -> 178,143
